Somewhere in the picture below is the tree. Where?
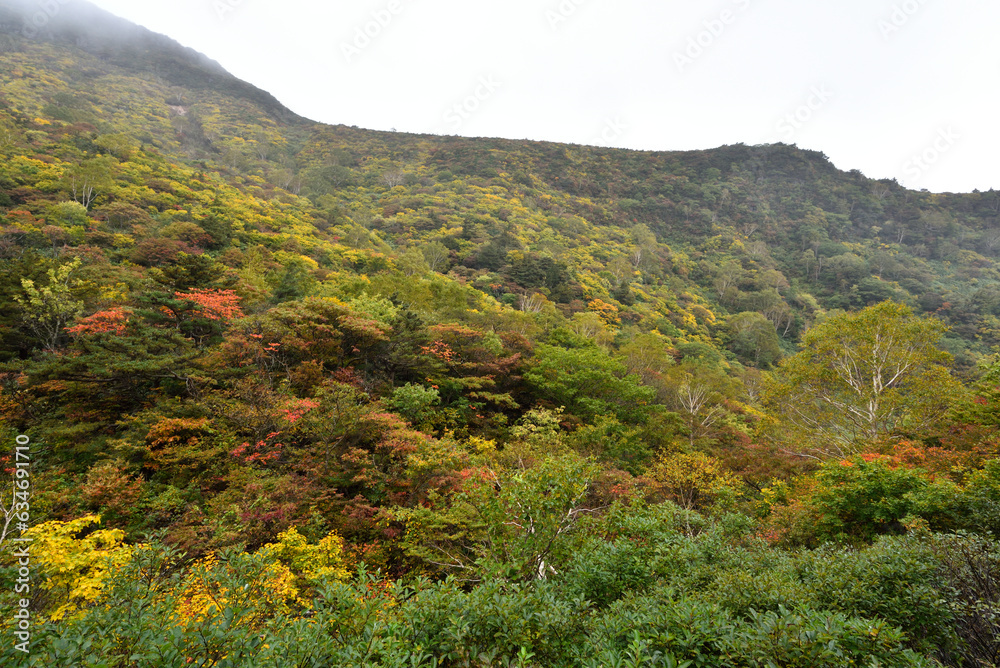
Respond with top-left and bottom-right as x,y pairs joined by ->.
800,457 -> 946,545
768,301 -> 960,459
67,308 -> 131,337
388,383 -> 441,430
61,157 -> 114,208
664,362 -> 735,448
525,341 -> 656,423
47,201 -> 89,228
14,257 -> 83,350
22,515 -> 133,622
397,247 -> 429,276
0,432 -> 27,552
617,331 -> 675,387
714,260 -> 745,305
467,455 -> 599,580
19,298 -> 207,444
402,454 -> 599,581
0,117 -> 19,149
568,414 -> 652,474
648,451 -> 741,514
420,241 -> 450,273
94,132 -> 140,161
728,311 -> 782,368
260,526 -> 351,587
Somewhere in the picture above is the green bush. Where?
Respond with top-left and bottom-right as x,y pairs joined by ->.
732,606 -> 934,668
795,536 -> 958,654
809,458 -> 929,544
562,537 -> 657,607
17,522 -> 989,668
963,460 -> 1000,537
927,533 -> 1000,667
583,593 -> 932,668
388,382 -> 441,429
585,594 -> 736,667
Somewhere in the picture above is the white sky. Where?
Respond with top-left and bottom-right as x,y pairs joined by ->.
81,0 -> 999,194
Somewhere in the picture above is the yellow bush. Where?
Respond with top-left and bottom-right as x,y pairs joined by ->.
261,526 -> 351,584
648,451 -> 741,512
22,515 -> 132,621
174,551 -> 300,627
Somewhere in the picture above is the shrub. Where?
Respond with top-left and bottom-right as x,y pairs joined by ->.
562,537 -> 657,607
387,382 -> 441,430
796,536 -> 957,654
927,533 -> 1000,667
129,237 -> 197,266
811,458 -> 929,542
963,459 -> 1000,537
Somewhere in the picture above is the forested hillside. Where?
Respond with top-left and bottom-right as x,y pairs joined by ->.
0,3 -> 998,666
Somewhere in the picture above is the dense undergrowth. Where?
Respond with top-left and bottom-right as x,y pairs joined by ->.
7,509 -> 999,667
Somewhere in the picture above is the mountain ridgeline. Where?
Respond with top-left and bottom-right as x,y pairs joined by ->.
1,3 -> 999,666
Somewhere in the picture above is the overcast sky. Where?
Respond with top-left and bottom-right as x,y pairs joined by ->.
82,0 -> 998,194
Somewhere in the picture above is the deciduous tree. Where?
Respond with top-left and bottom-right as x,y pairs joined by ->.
767,301 -> 961,459
14,257 -> 83,350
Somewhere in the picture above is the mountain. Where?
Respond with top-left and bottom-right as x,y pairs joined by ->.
2,3 -> 999,666
1,0 -> 998,427
4,3 -> 999,365
0,0 -> 301,122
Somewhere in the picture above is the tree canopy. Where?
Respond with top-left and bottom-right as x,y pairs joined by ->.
768,301 -> 961,458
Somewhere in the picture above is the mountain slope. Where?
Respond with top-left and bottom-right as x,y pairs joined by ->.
2,1 -> 1000,367
0,0 -> 301,123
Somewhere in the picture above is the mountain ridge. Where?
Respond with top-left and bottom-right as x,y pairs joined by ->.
0,1 -> 931,195
0,0 -> 304,123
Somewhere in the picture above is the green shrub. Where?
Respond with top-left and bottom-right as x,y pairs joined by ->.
809,458 -> 929,544
585,594 -> 736,667
795,536 -> 958,654
388,382 -> 441,429
733,606 -> 935,667
563,537 -> 657,607
927,533 -> 1000,667
963,460 -> 1000,537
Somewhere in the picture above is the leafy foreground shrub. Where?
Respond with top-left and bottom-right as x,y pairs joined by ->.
9,540 -> 945,668
928,533 -> 1000,668
646,526 -> 960,657
5,506 -> 993,667
586,594 -> 935,668
793,536 -> 959,655
561,537 -> 658,608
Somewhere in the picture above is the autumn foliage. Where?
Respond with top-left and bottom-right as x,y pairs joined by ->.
174,288 -> 244,321
66,307 -> 131,336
